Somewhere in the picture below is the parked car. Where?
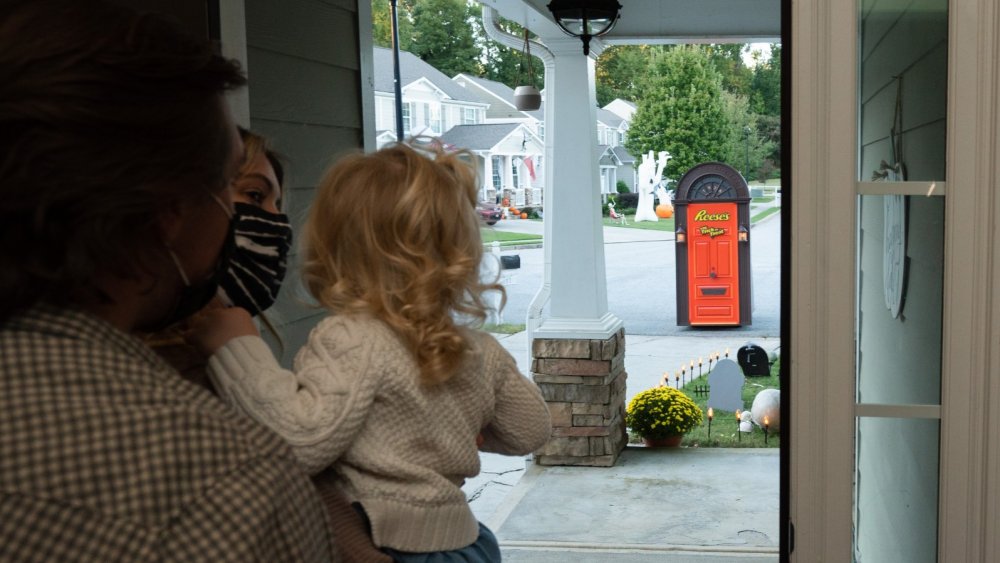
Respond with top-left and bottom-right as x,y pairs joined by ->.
476,201 -> 502,225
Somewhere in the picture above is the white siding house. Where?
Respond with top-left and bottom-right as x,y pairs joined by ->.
372,47 -> 488,145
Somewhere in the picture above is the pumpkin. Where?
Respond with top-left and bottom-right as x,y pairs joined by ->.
655,203 -> 674,218
520,212 -> 528,219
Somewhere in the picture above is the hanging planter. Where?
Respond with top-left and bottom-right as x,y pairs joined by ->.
513,85 -> 541,111
513,29 -> 542,111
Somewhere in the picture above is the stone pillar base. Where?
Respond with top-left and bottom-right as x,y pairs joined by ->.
531,328 -> 627,467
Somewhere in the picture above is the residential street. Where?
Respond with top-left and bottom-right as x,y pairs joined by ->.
488,210 -> 781,337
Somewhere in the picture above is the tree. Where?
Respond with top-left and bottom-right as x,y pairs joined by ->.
408,0 -> 482,77
372,0 -> 414,50
718,90 -> 774,180
703,44 -> 753,98
595,45 -> 657,106
625,46 -> 729,179
473,15 -> 543,89
750,44 -> 781,116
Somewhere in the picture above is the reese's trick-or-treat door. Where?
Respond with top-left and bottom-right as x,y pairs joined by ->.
673,162 -> 752,327
688,202 -> 740,325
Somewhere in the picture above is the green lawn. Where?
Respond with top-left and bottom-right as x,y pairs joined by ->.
602,216 -> 675,231
480,229 -> 542,245
483,323 -> 526,334
629,357 -> 782,448
751,207 -> 781,223
485,205 -> 779,242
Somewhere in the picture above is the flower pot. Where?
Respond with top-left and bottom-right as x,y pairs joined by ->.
513,85 -> 542,111
642,435 -> 683,448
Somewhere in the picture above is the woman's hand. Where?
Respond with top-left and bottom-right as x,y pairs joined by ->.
185,306 -> 259,356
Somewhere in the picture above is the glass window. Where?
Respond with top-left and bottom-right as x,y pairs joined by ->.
402,102 -> 412,135
464,108 -> 477,124
511,158 -> 520,188
491,156 -> 502,188
853,0 -> 948,560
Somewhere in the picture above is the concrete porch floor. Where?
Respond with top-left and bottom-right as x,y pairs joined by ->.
489,448 -> 780,561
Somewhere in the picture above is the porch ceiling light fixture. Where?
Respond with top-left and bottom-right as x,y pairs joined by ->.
547,0 -> 623,56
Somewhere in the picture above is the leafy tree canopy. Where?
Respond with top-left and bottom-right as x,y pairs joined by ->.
750,44 -> 781,116
408,0 -> 482,77
625,46 -> 730,178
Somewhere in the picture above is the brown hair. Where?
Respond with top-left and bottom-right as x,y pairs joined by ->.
0,0 -> 245,321
239,126 -> 286,201
303,142 -> 505,386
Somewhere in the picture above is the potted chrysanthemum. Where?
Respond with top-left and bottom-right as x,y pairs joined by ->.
626,387 -> 703,447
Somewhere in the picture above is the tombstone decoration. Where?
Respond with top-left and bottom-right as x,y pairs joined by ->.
737,343 -> 771,377
635,151 -> 670,222
707,358 -> 744,412
750,389 -> 780,432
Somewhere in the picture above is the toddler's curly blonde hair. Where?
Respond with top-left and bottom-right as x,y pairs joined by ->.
303,142 -> 505,385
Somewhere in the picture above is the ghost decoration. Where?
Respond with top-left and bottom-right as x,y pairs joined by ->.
635,151 -> 670,222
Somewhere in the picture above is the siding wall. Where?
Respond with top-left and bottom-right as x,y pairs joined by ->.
244,0 -> 366,365
855,0 -> 947,560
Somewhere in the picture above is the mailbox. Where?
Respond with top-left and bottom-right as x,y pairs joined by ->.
674,163 -> 752,326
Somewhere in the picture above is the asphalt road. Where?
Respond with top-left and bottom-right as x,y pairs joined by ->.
487,211 -> 782,338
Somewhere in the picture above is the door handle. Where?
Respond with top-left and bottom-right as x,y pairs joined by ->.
710,268 -> 717,279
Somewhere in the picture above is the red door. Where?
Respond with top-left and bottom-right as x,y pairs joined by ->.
687,202 -> 740,325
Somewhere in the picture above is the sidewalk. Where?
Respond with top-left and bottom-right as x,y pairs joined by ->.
464,331 -> 781,561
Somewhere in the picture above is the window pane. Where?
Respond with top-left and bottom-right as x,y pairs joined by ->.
858,0 -> 948,184
855,416 -> 939,562
856,195 -> 944,405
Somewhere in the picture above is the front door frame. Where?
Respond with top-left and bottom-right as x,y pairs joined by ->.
789,0 -> 1000,560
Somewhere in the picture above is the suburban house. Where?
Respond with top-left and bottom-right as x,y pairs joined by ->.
452,72 -> 545,138
371,47 -> 488,143
596,105 -> 637,193
603,98 -> 637,122
373,47 -> 542,205
453,74 -> 640,195
439,122 -> 544,206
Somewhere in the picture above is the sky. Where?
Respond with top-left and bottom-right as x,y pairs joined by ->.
742,43 -> 773,67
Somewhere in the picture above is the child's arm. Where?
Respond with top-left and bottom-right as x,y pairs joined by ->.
192,309 -> 378,475
479,347 -> 552,455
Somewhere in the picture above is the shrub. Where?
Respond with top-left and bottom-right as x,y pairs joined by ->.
616,180 -> 630,194
614,192 -> 639,209
519,206 -> 542,219
626,387 -> 703,440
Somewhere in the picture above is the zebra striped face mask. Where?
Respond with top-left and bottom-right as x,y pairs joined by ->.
217,202 -> 293,315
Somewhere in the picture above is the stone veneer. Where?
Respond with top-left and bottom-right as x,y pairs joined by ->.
531,328 -> 627,467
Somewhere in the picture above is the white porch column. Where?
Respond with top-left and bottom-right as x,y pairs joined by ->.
536,39 -> 622,339
483,153 -> 494,200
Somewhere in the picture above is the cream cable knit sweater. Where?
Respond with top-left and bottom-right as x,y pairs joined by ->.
207,314 -> 551,553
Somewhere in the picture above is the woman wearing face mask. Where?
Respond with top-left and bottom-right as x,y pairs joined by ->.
152,128 -> 390,562
149,128 -> 293,388
0,1 -> 333,559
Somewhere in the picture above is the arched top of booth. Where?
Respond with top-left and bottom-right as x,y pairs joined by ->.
674,162 -> 751,203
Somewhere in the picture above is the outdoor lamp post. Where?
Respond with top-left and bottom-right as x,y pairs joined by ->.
743,126 -> 751,179
547,0 -> 623,56
390,0 -> 404,140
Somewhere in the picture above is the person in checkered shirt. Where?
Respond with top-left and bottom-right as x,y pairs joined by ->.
0,1 -> 335,560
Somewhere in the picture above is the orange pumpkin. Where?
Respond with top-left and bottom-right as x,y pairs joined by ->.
520,212 -> 528,219
655,203 -> 674,218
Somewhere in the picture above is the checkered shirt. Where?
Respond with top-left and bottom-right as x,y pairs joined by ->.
0,305 -> 336,562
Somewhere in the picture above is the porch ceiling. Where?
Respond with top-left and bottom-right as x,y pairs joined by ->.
477,0 -> 780,45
